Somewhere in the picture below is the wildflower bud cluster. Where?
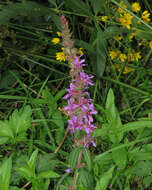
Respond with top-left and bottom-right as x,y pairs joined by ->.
61,15 -> 97,148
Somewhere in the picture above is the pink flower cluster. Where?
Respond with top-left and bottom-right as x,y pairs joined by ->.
63,55 -> 97,148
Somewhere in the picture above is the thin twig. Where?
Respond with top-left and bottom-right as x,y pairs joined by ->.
54,128 -> 69,154
21,181 -> 31,189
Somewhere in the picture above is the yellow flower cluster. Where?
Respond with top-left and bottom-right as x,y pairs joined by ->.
131,2 -> 141,13
118,1 -> 151,28
119,13 -> 133,29
109,49 -> 141,74
51,32 -> 62,45
56,48 -> 66,62
114,64 -> 135,74
142,10 -> 151,23
118,1 -> 133,29
149,41 -> 152,49
101,16 -> 108,22
118,1 -> 127,13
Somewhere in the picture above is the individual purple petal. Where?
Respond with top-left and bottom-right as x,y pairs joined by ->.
65,168 -> 71,173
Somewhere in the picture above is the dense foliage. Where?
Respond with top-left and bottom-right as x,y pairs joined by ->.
0,0 -> 152,189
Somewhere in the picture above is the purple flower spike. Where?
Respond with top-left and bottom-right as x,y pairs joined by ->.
61,16 -> 97,148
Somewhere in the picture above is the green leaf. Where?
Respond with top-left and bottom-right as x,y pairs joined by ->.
132,161 -> 152,177
9,105 -> 32,134
0,1 -> 50,25
95,166 -> 115,190
16,165 -> 33,180
75,39 -> 95,54
27,149 -> 38,175
112,147 -> 127,169
115,121 -> 152,134
82,149 -> 91,171
54,89 -> 66,102
64,0 -> 93,16
0,158 -> 12,190
48,0 -> 56,7
0,70 -> 20,88
95,28 -> 107,78
90,0 -> 105,14
105,89 -> 123,143
52,110 -> 64,145
102,26 -> 126,40
77,169 -> 94,190
37,171 -> 60,179
69,147 -> 82,171
0,121 -> 14,140
42,87 -> 57,112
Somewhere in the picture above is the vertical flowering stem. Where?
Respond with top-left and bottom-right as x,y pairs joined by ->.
60,15 -> 97,189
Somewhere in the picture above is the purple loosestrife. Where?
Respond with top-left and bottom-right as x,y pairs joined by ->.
61,15 -> 97,148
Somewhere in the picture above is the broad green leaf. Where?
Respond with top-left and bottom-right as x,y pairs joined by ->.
48,0 -> 56,7
112,147 -> 127,169
77,169 -> 94,190
27,149 -> 38,175
0,1 -> 50,25
82,148 -> 91,171
102,26 -> 126,40
0,158 -> 12,190
132,160 -> 152,177
54,89 -> 66,102
0,70 -> 20,88
64,0 -> 93,16
52,110 -> 64,145
143,176 -> 152,188
9,105 -> 32,134
105,89 -> 123,143
16,165 -> 33,180
75,39 -> 95,54
136,26 -> 152,40
95,28 -> 107,78
37,153 -> 59,173
95,166 -> 115,190
69,147 -> 82,171
0,121 -> 14,139
37,171 -> 60,179
115,121 -> 152,134
90,0 -> 105,14
52,110 -> 64,128
42,87 -> 57,112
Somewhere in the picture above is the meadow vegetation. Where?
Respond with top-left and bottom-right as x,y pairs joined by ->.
0,0 -> 152,189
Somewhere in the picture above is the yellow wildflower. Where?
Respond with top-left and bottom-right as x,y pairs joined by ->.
118,1 -> 127,13
119,53 -> 127,62
78,48 -> 84,55
128,51 -> 141,61
109,50 -> 117,59
137,20 -> 141,24
123,66 -> 135,74
113,64 -> 135,74
129,33 -> 136,41
114,36 -> 122,40
119,13 -> 133,29
101,16 -> 108,22
57,31 -> 62,37
56,51 -> 66,62
131,2 -> 141,13
149,41 -> 152,49
51,37 -> 60,45
142,10 -> 151,23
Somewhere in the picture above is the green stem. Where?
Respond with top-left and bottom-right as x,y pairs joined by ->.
102,76 -> 152,99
